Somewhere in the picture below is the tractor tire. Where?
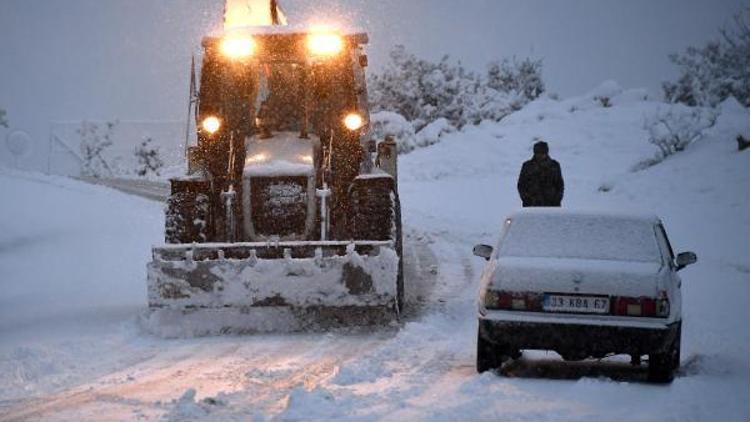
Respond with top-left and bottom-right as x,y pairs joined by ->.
165,182 -> 210,244
351,177 -> 404,313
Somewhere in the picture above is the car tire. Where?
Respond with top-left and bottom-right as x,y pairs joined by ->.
477,330 -> 498,373
476,330 -> 514,373
648,326 -> 681,383
672,326 -> 682,371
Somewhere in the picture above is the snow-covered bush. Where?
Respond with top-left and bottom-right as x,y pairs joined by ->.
415,118 -> 456,149
368,46 -> 477,130
369,111 -> 417,153
368,45 -> 545,131
588,80 -> 622,109
640,105 -> 717,167
486,58 -> 545,107
369,112 -> 457,154
0,108 -> 7,128
663,8 -> 750,107
78,120 -> 117,178
134,137 -> 164,177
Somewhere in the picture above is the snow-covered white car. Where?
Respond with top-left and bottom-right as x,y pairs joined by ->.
473,209 -> 697,382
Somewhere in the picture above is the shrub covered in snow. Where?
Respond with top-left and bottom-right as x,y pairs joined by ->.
78,120 -> 118,178
639,105 -> 717,168
134,137 -> 164,177
415,118 -> 457,149
486,58 -> 545,107
368,45 -> 544,132
663,8 -> 750,107
369,111 -> 417,153
369,112 -> 457,154
587,80 -> 622,109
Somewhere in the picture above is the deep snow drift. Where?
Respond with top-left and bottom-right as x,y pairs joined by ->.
1,83 -> 749,421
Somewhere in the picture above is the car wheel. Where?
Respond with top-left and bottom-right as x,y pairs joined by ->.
648,327 -> 681,383
672,326 -> 682,371
476,330 -> 514,373
477,330 -> 499,373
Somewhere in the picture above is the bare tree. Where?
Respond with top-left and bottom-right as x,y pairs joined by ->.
643,106 -> 717,160
78,121 -> 117,178
134,137 -> 164,177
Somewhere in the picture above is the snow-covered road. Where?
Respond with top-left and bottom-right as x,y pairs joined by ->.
1,87 -> 749,421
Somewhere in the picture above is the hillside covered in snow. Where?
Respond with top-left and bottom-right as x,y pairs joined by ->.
1,84 -> 749,420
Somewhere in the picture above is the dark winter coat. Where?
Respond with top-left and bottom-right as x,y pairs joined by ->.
517,156 -> 565,207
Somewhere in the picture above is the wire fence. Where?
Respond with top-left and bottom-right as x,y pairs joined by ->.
47,120 -> 191,178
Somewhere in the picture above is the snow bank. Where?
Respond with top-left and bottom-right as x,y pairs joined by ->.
162,388 -> 228,421
0,169 -> 164,401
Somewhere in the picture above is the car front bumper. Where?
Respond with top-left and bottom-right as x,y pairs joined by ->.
479,310 -> 680,357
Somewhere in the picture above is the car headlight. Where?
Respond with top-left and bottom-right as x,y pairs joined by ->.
202,116 -> 221,134
307,33 -> 344,56
343,113 -> 364,131
221,37 -> 256,60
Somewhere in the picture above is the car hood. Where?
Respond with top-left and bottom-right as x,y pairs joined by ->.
489,256 -> 663,298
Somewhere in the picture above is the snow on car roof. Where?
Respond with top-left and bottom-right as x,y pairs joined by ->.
506,208 -> 661,225
499,209 -> 663,263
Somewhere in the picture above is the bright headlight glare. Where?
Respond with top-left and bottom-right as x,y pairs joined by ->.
247,153 -> 268,163
221,37 -> 256,59
307,33 -> 344,56
344,113 -> 364,131
202,116 -> 221,134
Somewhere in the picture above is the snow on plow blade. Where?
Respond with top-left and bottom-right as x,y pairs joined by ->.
144,241 -> 400,336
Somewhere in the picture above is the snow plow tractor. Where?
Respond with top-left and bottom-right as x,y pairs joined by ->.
145,15 -> 403,334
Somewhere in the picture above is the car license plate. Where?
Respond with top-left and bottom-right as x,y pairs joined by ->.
543,294 -> 610,314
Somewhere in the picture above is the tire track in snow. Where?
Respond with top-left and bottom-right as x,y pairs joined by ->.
1,233 -> 440,421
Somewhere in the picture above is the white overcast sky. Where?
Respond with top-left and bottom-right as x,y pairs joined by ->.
0,0 -> 747,149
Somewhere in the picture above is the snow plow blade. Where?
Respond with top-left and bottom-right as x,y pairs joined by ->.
144,241 -> 400,336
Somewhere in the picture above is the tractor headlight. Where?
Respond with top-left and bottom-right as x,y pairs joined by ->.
307,33 -> 344,56
343,113 -> 364,131
246,153 -> 268,163
221,36 -> 256,60
202,116 -> 221,134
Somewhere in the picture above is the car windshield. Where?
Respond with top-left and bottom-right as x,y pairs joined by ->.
497,213 -> 662,263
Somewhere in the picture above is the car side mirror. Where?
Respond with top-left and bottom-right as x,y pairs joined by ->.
473,244 -> 494,261
675,251 -> 697,271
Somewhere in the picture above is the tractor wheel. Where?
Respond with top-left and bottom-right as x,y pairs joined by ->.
165,187 -> 209,244
351,177 -> 404,313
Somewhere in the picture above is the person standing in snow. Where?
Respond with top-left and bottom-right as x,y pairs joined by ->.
517,141 -> 564,207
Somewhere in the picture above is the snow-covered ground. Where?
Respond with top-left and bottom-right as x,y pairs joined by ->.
1,84 -> 749,420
